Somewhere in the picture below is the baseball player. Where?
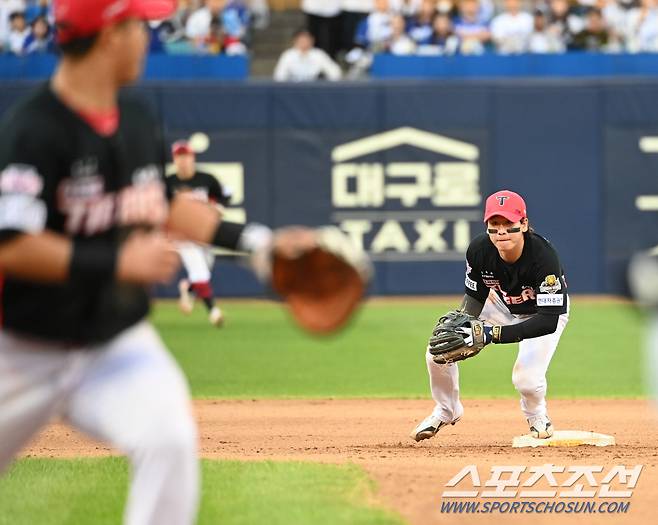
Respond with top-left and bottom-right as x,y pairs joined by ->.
167,140 -> 230,327
0,2 -> 325,525
411,190 -> 569,442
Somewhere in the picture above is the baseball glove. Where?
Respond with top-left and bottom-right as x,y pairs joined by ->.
428,310 -> 489,364
271,226 -> 372,335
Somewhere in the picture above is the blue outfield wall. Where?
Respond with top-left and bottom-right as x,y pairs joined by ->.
1,79 -> 656,296
372,53 -> 658,78
0,54 -> 249,81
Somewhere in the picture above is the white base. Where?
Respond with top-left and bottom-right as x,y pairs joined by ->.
513,430 -> 616,448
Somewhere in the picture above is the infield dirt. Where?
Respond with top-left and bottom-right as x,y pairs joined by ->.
23,399 -> 658,525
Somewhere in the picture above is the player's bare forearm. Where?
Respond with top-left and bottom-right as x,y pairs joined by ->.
459,294 -> 484,317
0,232 -> 72,281
167,193 -> 222,244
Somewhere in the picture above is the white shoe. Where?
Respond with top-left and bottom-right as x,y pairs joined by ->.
209,306 -> 224,327
410,414 -> 461,442
178,279 -> 194,314
528,415 -> 554,439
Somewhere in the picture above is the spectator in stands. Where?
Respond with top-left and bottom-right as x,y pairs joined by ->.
0,0 -> 25,52
527,7 -> 566,52
597,0 -> 631,48
407,0 -> 436,45
302,0 -> 341,58
546,0 -> 585,49
248,0 -> 269,30
340,0 -> 374,52
390,0 -> 422,17
22,14 -> 52,54
453,0 -> 491,54
7,11 -> 29,54
186,0 -> 226,46
626,0 -> 658,51
353,0 -> 394,52
24,0 -> 49,24
386,13 -> 417,53
274,28 -> 342,82
417,10 -> 461,54
571,7 -> 614,50
490,0 -> 534,54
221,0 -> 250,54
163,0 -> 200,43
435,0 -> 458,19
185,0 -> 249,55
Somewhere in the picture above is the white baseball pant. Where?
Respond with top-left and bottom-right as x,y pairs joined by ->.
178,242 -> 213,283
425,291 -> 569,423
0,321 -> 199,525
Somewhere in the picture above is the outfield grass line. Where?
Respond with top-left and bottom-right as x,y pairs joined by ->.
189,394 -> 650,400
0,458 -> 405,525
156,294 -> 634,306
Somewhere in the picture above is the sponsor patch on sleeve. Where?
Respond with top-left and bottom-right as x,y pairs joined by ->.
536,293 -> 564,307
465,276 -> 478,291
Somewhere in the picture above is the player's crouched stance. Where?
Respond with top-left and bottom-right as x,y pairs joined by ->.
0,2 -> 369,525
411,190 -> 569,442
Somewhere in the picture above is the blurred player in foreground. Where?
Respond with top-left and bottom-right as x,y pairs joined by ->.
0,1 -> 369,525
168,140 -> 231,326
411,190 -> 569,442
629,250 -> 658,402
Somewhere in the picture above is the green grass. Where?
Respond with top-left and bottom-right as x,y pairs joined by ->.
0,458 -> 403,525
152,299 -> 646,399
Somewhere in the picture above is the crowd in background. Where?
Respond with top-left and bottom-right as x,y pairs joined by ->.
1,0 -> 656,58
0,0 -> 268,55
302,0 -> 658,58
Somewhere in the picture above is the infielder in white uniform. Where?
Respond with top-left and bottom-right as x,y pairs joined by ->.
411,190 -> 570,442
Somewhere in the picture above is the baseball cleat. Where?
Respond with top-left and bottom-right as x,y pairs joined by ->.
209,306 -> 224,327
178,279 -> 194,314
410,414 -> 461,442
528,415 -> 553,439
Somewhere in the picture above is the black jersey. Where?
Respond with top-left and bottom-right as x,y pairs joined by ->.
0,84 -> 168,344
166,172 -> 230,207
464,232 -> 568,316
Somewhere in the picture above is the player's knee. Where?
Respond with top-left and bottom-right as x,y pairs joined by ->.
512,367 -> 545,396
134,410 -> 198,462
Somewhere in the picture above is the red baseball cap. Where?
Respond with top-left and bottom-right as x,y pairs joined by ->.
483,190 -> 527,223
54,0 -> 176,44
172,140 -> 194,156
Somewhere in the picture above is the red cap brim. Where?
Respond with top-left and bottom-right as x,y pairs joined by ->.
483,210 -> 525,223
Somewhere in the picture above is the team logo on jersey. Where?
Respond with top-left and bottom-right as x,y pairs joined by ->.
540,274 -> 562,294
483,277 -> 500,288
58,164 -> 167,235
0,164 -> 44,196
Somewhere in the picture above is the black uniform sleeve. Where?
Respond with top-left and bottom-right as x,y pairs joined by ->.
0,123 -> 53,243
497,314 -> 559,344
532,239 -> 568,316
464,241 -> 489,303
